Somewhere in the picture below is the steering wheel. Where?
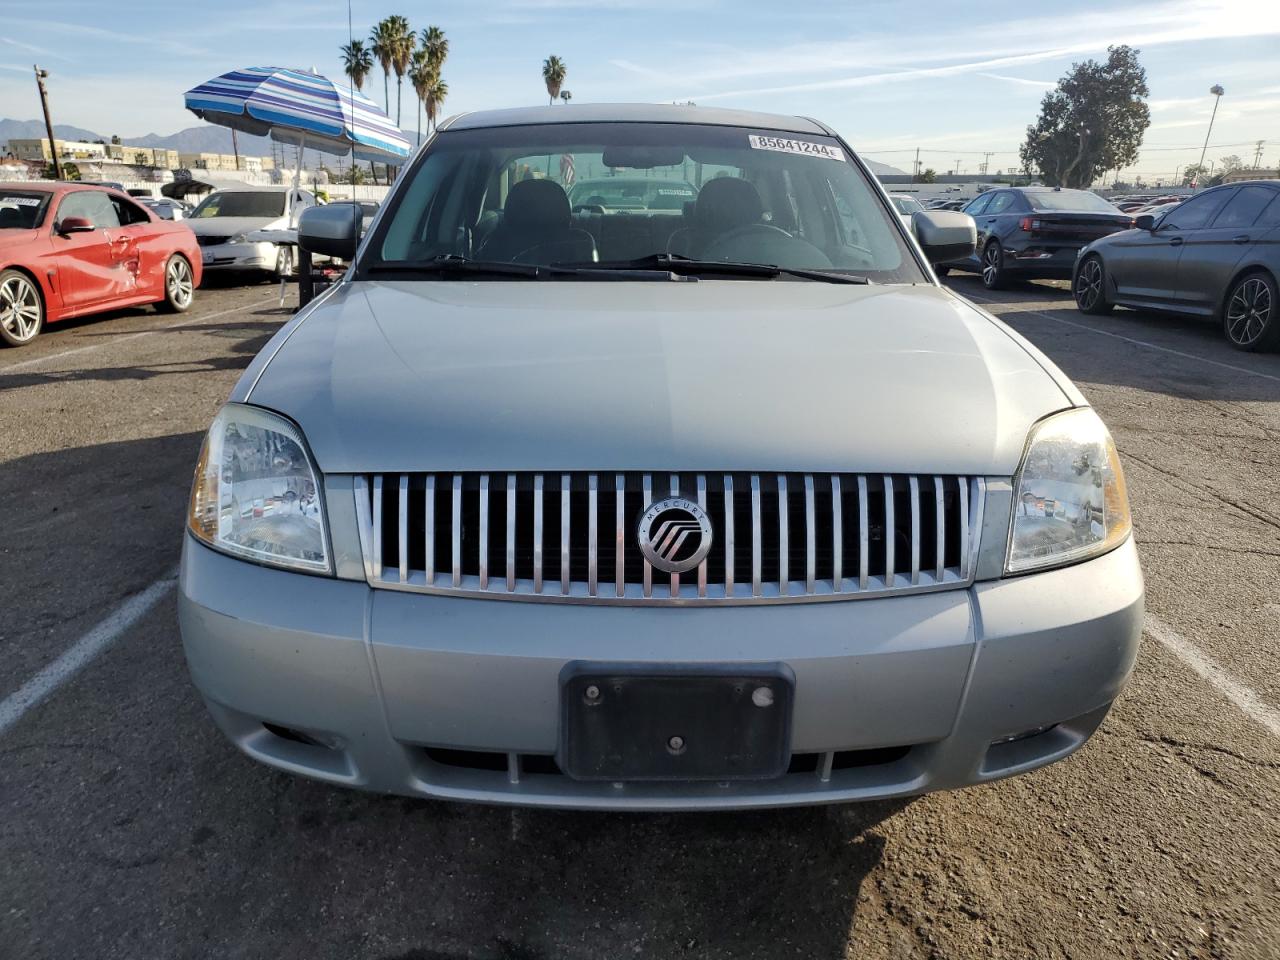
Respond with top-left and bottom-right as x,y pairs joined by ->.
573,203 -> 606,215
712,223 -> 794,246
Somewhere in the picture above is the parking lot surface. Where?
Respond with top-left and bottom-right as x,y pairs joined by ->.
2,276 -> 1278,959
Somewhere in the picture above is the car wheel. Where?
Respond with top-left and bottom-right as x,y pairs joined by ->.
980,241 -> 1007,289
159,255 -> 195,313
0,269 -> 45,347
275,246 -> 294,280
1222,271 -> 1279,352
1073,256 -> 1113,315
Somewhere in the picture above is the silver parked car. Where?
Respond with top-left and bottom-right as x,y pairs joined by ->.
179,104 -> 1143,810
185,186 -> 315,278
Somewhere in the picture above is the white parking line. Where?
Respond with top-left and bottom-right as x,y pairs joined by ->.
0,574 -> 177,738
963,292 -> 1280,385
1145,613 -> 1280,740
0,296 -> 279,375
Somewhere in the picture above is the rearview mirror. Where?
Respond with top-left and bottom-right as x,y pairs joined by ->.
1134,214 -> 1155,231
57,216 -> 95,235
298,203 -> 360,261
912,210 -> 976,264
600,145 -> 686,169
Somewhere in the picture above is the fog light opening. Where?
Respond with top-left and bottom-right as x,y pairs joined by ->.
262,722 -> 335,750
990,723 -> 1057,747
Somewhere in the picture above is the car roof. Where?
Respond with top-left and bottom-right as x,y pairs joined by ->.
440,103 -> 832,136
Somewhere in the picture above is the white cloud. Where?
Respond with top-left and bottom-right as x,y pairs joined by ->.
977,73 -> 1057,89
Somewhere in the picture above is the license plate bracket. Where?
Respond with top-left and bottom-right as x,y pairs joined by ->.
558,662 -> 795,782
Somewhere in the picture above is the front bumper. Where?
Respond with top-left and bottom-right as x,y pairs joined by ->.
197,240 -> 277,272
178,535 -> 1143,810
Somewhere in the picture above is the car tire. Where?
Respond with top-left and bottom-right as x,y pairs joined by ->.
275,246 -> 295,281
1222,271 -> 1280,352
1073,255 -> 1114,315
0,268 -> 45,347
980,241 -> 1008,290
158,255 -> 195,314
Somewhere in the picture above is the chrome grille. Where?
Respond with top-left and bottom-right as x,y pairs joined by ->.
195,235 -> 230,247
355,472 -> 985,605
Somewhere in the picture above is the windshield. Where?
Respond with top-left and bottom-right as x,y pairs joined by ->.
1025,190 -> 1120,213
890,196 -> 924,215
0,191 -> 52,229
368,122 -> 924,282
191,191 -> 286,219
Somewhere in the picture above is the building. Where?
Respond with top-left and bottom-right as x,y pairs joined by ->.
108,144 -> 181,169
177,152 -> 273,173
1222,168 -> 1279,184
5,138 -> 108,162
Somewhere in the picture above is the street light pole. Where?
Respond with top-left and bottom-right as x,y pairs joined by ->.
33,65 -> 61,181
1194,84 -> 1224,189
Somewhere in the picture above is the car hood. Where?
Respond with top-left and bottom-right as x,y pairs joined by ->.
0,228 -> 40,249
185,215 -> 286,236
244,281 -> 1073,475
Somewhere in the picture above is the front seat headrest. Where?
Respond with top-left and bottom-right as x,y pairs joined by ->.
504,179 -> 571,231
694,178 -> 764,233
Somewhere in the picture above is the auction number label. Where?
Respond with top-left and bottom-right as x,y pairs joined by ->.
748,135 -> 846,162
1,197 -> 41,206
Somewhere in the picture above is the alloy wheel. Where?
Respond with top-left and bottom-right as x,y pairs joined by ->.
1225,277 -> 1272,347
0,274 -> 42,343
982,244 -> 1000,286
167,258 -> 194,309
1075,258 -> 1103,310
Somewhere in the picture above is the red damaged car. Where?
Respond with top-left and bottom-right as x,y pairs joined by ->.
0,182 -> 201,347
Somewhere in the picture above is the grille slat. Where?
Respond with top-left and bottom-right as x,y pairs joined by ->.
359,472 -> 984,605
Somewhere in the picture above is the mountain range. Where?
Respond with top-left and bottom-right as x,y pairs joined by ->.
1,117 -> 907,175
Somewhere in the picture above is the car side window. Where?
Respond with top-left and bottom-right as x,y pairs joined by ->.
56,191 -> 122,229
1255,193 -> 1280,228
1210,186 -> 1276,229
963,193 -> 992,217
1160,190 -> 1231,231
112,196 -> 152,226
985,192 -> 1014,215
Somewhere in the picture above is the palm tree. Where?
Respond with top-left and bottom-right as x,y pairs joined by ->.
340,39 -> 373,92
560,90 -> 572,104
388,15 -> 414,129
420,25 -> 448,71
542,56 -> 566,105
409,49 -> 433,146
423,74 -> 449,136
369,19 -> 399,116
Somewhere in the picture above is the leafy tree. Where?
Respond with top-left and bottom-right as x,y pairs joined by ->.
1019,45 -> 1150,188
917,167 -> 937,183
543,56 -> 567,105
370,18 -> 401,116
387,15 -> 415,129
1182,163 -> 1208,186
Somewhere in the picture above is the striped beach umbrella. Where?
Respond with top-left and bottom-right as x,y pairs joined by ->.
183,66 -> 411,165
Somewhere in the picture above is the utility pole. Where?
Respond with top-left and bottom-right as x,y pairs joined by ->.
34,65 -> 61,180
913,146 -> 920,183
1254,139 -> 1266,169
980,151 -> 993,176
231,128 -> 241,171
954,158 -> 962,177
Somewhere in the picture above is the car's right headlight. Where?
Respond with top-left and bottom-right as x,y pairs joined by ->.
187,403 -> 330,573
1006,407 -> 1131,575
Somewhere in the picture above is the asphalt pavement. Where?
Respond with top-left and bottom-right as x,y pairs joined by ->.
1,273 -> 1278,960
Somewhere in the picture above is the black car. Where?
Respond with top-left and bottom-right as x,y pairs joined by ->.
939,187 -> 1132,288
1073,181 -> 1280,352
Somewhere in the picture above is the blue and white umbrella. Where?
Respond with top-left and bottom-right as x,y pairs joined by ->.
184,66 -> 411,165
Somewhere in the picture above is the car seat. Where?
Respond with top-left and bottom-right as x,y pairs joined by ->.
477,179 -> 597,264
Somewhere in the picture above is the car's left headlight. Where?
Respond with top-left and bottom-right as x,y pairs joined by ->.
228,233 -> 249,244
1006,408 -> 1131,575
188,403 -> 330,573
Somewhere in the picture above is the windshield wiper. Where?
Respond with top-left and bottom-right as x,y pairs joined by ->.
576,253 -> 870,284
366,254 -> 695,281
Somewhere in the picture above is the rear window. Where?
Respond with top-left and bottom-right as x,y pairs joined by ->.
191,192 -> 286,219
1024,190 -> 1120,213
890,196 -> 924,215
0,191 -> 52,229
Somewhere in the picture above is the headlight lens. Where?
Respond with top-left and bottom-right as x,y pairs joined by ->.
1006,408 -> 1131,574
188,404 -> 330,573
228,232 -> 249,243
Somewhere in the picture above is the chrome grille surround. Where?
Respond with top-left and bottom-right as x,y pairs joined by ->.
354,472 -> 986,605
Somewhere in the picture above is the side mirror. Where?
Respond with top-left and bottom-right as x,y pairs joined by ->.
912,210 -> 976,264
57,216 -> 96,235
298,203 -> 360,262
1134,214 -> 1156,231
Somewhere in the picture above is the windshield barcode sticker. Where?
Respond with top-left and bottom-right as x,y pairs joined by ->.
748,135 -> 846,161
1,197 -> 41,206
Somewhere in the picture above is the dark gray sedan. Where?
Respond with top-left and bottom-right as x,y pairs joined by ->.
1073,180 -> 1280,351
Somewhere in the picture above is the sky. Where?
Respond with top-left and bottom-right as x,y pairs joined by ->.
2,0 -> 1278,183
